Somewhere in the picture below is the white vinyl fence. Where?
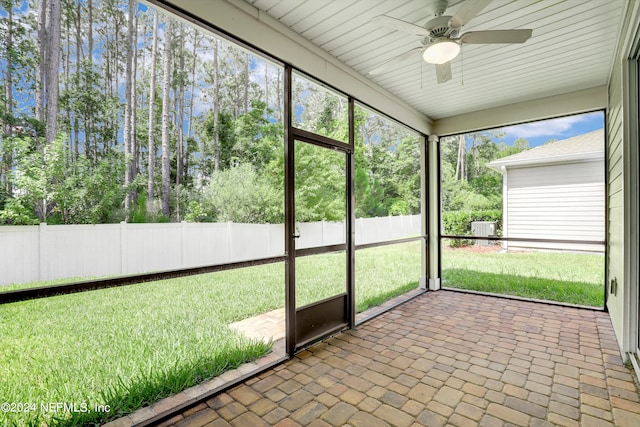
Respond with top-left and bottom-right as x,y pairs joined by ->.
1,215 -> 421,286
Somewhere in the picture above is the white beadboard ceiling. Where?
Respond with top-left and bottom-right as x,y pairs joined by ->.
240,0 -> 624,121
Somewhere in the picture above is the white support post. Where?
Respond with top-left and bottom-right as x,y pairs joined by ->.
427,134 -> 441,289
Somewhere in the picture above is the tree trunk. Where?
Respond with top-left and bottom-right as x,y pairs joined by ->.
184,29 -> 199,182
264,61 -> 268,119
213,38 -> 220,172
147,10 -> 158,216
65,12 -> 71,152
456,134 -> 465,182
3,1 -> 14,196
472,134 -> 480,177
275,67 -> 282,122
175,24 -> 184,188
244,53 -> 249,114
186,28 -> 198,139
131,6 -> 138,208
123,0 -> 136,217
87,0 -> 93,61
86,0 -> 93,158
35,0 -> 47,126
161,18 -> 173,218
73,1 -> 82,160
45,0 -> 61,146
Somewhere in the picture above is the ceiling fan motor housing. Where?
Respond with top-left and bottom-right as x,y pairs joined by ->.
424,15 -> 459,42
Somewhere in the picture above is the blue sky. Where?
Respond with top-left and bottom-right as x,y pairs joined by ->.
499,111 -> 604,148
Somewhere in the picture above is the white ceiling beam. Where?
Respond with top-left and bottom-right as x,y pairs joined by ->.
433,85 -> 608,136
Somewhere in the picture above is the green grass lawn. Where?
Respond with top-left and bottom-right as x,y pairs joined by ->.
0,264 -> 282,427
355,241 -> 422,311
441,245 -> 605,307
0,242 -> 421,427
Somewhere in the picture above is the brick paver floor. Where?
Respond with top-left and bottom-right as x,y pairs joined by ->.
161,291 -> 640,426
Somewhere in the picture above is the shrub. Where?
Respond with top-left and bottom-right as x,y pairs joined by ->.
442,210 -> 502,247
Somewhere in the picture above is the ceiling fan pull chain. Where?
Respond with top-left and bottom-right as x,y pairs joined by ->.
461,46 -> 464,86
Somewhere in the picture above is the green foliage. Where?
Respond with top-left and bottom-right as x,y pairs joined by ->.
232,100 -> 284,170
131,194 -> 148,223
199,163 -> 283,223
57,151 -> 126,224
59,60 -> 121,155
0,135 -> 64,224
294,142 -> 345,222
0,136 -> 126,225
496,137 -> 530,159
440,132 -> 532,215
0,2 -> 425,227
441,210 -> 502,247
353,105 -> 421,218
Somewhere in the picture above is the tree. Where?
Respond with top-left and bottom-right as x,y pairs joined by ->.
232,99 -> 283,170
391,136 -> 421,214
123,0 -> 137,217
1,0 -> 15,197
44,0 -> 61,146
201,37 -> 221,172
35,0 -> 46,125
0,136 -> 65,224
456,134 -> 465,181
160,17 -> 172,217
1,1 -> 300,225
496,137 -> 529,158
146,9 -> 158,215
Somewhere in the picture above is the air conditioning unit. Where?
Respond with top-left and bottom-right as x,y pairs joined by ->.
471,221 -> 497,246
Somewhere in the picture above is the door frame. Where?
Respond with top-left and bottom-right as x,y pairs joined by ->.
284,66 -> 356,355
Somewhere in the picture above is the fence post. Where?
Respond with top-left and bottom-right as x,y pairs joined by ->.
38,223 -> 47,281
227,222 -> 233,263
181,221 -> 187,268
389,215 -> 393,240
120,221 -> 127,275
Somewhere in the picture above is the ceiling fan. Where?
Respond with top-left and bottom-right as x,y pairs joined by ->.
369,0 -> 533,83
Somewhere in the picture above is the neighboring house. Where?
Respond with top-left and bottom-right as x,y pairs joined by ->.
488,129 -> 605,252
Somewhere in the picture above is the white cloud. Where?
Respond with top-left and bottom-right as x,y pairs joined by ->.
502,112 -> 598,139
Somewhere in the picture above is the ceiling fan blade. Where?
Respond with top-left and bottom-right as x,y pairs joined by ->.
371,15 -> 429,36
449,0 -> 493,29
435,62 -> 452,84
460,29 -> 533,44
369,47 -> 424,75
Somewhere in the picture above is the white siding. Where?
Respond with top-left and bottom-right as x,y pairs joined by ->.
506,161 -> 605,252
